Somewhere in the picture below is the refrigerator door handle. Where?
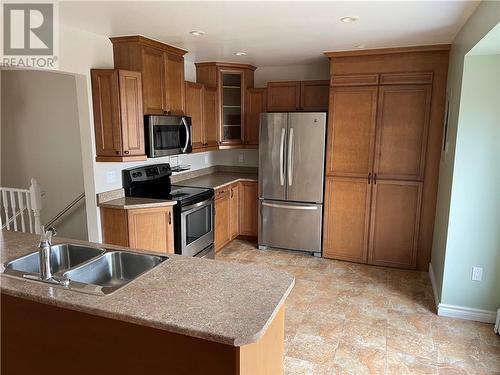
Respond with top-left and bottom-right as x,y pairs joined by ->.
279,127 -> 285,186
262,202 -> 318,210
287,128 -> 294,186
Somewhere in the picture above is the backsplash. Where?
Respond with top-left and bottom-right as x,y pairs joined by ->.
93,149 -> 258,193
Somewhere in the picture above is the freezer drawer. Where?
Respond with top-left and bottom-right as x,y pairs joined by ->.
259,200 -> 323,253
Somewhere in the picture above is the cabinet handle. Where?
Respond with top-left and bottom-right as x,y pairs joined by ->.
368,173 -> 372,184
124,150 -> 129,155
231,189 -> 234,198
374,173 -> 377,184
116,151 -> 121,155
168,211 -> 171,225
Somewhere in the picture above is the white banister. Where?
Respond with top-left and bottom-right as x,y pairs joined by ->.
0,178 -> 43,234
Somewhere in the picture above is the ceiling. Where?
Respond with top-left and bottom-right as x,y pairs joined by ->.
59,1 -> 479,67
468,23 -> 500,55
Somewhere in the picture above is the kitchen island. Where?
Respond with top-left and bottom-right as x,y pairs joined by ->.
0,230 -> 294,375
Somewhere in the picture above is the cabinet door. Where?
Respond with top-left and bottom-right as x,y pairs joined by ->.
220,71 -> 244,144
374,85 -> 432,181
326,86 -> 378,178
239,181 -> 258,236
300,80 -> 329,111
215,192 -> 231,252
91,69 -> 123,157
164,53 -> 185,115
141,46 -> 166,115
368,180 -> 422,269
323,177 -> 371,263
127,207 -> 174,254
203,86 -> 218,148
267,82 -> 300,112
118,70 -> 145,157
245,88 -> 266,145
230,183 -> 240,239
184,81 -> 205,150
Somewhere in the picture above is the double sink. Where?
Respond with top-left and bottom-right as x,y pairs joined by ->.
2,244 -> 167,295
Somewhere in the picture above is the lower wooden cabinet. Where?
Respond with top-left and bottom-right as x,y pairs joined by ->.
323,177 -> 422,269
214,181 -> 258,252
230,183 -> 240,239
239,181 -> 258,237
100,206 -> 174,255
215,187 -> 231,252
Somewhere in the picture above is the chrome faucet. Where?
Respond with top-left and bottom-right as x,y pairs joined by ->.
39,226 -> 57,280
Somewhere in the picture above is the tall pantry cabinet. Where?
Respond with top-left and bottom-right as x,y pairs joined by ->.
323,46 -> 450,270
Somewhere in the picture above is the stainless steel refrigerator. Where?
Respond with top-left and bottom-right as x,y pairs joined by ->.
258,112 -> 326,256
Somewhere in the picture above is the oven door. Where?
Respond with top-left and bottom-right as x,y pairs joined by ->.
180,198 -> 214,257
147,116 -> 192,157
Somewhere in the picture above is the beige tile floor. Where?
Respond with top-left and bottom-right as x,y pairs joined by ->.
217,240 -> 500,375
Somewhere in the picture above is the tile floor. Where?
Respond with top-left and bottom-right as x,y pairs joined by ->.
217,240 -> 500,375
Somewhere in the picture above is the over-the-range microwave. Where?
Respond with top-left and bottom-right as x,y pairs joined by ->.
144,115 -> 192,158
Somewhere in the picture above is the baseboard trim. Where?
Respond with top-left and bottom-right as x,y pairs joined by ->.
438,304 -> 497,323
428,263 -> 497,324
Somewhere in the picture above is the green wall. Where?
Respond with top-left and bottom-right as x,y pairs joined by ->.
430,1 -> 500,307
441,54 -> 500,311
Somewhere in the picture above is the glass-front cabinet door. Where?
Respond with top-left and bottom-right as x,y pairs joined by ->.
220,71 -> 243,144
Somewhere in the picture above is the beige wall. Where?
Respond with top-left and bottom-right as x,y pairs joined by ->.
431,1 -> 500,302
1,69 -> 88,240
254,60 -> 330,87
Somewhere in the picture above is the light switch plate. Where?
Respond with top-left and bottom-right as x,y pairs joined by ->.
472,266 -> 483,281
238,153 -> 244,163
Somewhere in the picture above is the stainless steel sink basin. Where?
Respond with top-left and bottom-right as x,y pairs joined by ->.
63,251 -> 166,294
2,244 -> 166,296
4,244 -> 105,275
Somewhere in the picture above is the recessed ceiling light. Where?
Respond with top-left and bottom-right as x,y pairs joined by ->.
340,16 -> 359,23
189,30 -> 205,36
234,51 -> 247,56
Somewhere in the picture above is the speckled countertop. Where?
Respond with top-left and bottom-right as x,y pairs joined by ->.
175,171 -> 258,190
0,230 -> 294,346
98,197 -> 176,210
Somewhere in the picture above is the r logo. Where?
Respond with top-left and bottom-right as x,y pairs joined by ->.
3,3 -> 53,55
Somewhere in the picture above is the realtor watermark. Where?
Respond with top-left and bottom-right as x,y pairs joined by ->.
1,1 -> 59,68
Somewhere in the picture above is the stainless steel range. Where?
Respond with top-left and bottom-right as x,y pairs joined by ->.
122,164 -> 215,259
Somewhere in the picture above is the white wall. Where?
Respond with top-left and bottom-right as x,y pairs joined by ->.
1,69 -> 88,240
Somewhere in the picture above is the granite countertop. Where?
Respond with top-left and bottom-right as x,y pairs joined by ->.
175,171 -> 258,190
0,230 -> 293,346
98,197 -> 176,210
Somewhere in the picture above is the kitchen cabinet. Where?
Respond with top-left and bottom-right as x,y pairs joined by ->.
195,62 -> 256,147
184,81 -> 205,150
214,187 -> 231,252
239,181 -> 258,237
100,206 -> 174,255
245,88 -> 267,146
267,80 -> 329,112
110,35 -> 187,116
184,82 -> 219,152
323,46 -> 449,270
91,69 -> 146,162
230,183 -> 240,239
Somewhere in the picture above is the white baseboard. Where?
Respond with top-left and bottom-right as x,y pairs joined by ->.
428,263 -> 497,324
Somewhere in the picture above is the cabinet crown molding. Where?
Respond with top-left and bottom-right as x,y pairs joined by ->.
194,61 -> 257,71
110,35 -> 188,56
324,44 -> 451,58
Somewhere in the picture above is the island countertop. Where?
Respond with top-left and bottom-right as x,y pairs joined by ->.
0,230 -> 294,346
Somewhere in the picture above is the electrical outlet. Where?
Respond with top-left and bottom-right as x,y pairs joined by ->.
472,266 -> 483,281
204,155 -> 209,164
106,171 -> 117,184
238,153 -> 244,163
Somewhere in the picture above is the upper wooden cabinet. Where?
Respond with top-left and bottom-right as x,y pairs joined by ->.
245,88 -> 267,146
267,80 -> 329,112
110,35 -> 187,116
91,69 -> 146,162
195,62 -> 256,147
184,82 -> 218,152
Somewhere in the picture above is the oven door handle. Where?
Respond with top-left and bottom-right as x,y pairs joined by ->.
182,198 -> 212,213
180,117 -> 190,153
